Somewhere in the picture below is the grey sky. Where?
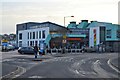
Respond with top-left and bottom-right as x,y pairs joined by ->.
0,0 -> 119,34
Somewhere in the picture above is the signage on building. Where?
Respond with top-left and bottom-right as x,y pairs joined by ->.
93,29 -> 96,46
89,27 -> 100,47
63,35 -> 66,39
67,38 -> 81,41
62,39 -> 66,43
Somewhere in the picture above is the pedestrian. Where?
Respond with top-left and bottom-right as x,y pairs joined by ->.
34,44 -> 39,59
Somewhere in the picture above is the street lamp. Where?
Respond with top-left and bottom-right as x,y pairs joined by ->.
62,16 -> 74,53
64,16 -> 74,27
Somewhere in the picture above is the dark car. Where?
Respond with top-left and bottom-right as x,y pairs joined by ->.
18,47 -> 35,54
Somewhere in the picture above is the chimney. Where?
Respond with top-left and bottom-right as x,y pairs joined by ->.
81,20 -> 88,23
91,21 -> 97,23
70,21 -> 76,24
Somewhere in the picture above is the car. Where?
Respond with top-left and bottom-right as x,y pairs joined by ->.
18,47 -> 35,54
7,45 -> 15,51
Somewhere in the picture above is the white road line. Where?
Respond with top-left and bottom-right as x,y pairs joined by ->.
107,59 -> 120,73
1,66 -> 26,78
29,76 -> 44,78
93,59 -> 118,78
93,60 -> 99,64
75,70 -> 79,74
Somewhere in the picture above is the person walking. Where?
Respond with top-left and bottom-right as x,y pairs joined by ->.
34,44 -> 39,59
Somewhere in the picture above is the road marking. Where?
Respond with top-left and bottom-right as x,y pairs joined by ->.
29,76 -> 44,78
93,59 -> 118,78
75,70 -> 85,76
94,60 -> 99,64
1,66 -> 26,78
75,70 -> 79,74
107,59 -> 120,73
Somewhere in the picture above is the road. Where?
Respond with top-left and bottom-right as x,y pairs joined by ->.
1,50 -> 120,79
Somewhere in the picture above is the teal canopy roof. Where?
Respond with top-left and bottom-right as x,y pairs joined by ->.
67,34 -> 86,37
77,22 -> 89,29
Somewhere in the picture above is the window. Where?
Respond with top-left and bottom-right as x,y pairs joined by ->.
117,30 -> 120,38
39,31 -> 41,39
30,32 -> 32,39
19,33 -> 22,40
33,41 -> 34,46
42,30 -> 45,38
35,41 -> 38,45
36,31 -> 38,39
30,41 -> 32,46
33,32 -> 35,39
19,41 -> 22,47
106,30 -> 111,38
28,41 -> 29,46
28,32 -> 29,39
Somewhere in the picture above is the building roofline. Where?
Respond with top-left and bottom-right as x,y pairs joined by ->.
17,21 -> 62,25
16,21 -> 70,31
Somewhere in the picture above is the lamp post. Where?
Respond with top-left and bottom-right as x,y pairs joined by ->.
62,16 -> 74,53
64,16 -> 74,27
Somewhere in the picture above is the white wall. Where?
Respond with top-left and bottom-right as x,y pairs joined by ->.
18,27 -> 49,47
89,27 -> 100,47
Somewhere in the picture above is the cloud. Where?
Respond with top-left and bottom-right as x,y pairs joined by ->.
0,0 -> 119,34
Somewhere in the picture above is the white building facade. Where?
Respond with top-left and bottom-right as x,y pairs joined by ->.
18,27 -> 49,47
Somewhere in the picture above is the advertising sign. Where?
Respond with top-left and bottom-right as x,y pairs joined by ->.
93,29 -> 96,46
89,27 -> 100,47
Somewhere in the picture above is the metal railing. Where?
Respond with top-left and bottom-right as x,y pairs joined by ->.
45,48 -> 82,54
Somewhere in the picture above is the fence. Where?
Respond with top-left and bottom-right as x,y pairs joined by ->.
45,48 -> 82,54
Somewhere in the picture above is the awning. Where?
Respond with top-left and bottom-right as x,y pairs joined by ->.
67,34 -> 86,37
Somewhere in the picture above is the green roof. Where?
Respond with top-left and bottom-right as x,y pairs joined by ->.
77,22 -> 89,29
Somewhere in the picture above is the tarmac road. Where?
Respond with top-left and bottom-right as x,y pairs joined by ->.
1,51 -> 119,79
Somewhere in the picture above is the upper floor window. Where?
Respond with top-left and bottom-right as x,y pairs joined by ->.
106,30 -> 111,38
19,33 -> 22,40
39,31 -> 41,39
30,32 -> 32,39
36,31 -> 38,39
33,32 -> 35,39
42,30 -> 45,38
28,32 -> 29,39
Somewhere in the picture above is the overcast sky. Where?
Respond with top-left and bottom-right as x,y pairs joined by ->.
0,0 -> 119,34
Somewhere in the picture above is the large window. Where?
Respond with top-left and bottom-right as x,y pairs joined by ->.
106,30 -> 111,38
33,41 -> 34,46
117,30 -> 120,38
28,32 -> 29,39
19,41 -> 22,47
33,32 -> 35,39
30,41 -> 32,46
35,41 -> 38,45
36,31 -> 38,39
28,41 -> 29,46
19,33 -> 22,40
42,30 -> 45,38
39,31 -> 41,39
30,32 -> 32,39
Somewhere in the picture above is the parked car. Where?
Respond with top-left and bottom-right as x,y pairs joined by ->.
18,47 -> 35,54
7,45 -> 15,51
